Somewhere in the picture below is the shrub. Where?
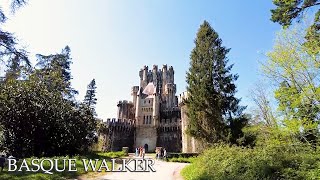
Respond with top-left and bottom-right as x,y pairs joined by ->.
181,144 -> 320,180
169,156 -> 196,163
167,153 -> 199,158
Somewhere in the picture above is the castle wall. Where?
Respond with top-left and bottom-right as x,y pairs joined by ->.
110,129 -> 134,152
103,119 -> 135,152
181,105 -> 190,153
157,109 -> 182,152
179,92 -> 202,153
157,126 -> 181,152
117,101 -> 134,120
135,127 -> 157,152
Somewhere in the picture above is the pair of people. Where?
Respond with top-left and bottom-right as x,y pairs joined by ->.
156,148 -> 167,160
135,147 -> 145,159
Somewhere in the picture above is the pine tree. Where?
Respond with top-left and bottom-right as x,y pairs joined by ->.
35,46 -> 77,98
186,21 -> 245,145
84,79 -> 97,109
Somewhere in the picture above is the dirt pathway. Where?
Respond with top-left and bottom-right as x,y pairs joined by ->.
93,153 -> 188,180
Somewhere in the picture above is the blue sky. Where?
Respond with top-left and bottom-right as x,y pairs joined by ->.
2,0 -> 281,119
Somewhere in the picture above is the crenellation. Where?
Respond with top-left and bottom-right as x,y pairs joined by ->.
105,118 -> 135,126
178,91 -> 189,105
102,64 -> 185,153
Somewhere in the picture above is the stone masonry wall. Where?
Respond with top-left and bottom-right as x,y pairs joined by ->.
135,126 -> 157,152
157,126 -> 182,152
103,119 -> 135,152
156,108 -> 182,152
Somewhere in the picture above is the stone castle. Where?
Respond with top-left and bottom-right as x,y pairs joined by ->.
101,64 -> 201,153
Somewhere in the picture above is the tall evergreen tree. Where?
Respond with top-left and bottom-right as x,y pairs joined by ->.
186,21 -> 245,145
0,0 -> 29,80
84,79 -> 97,109
35,46 -> 78,98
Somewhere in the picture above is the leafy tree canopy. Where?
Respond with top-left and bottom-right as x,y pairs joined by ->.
271,0 -> 320,54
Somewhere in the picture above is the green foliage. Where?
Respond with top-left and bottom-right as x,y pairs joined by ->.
185,21 -> 247,145
84,78 -> 97,111
35,46 -> 78,98
0,151 -> 126,180
271,0 -> 319,27
304,10 -> 320,54
181,143 -> 320,180
182,117 -> 320,179
0,47 -> 97,157
168,156 -> 196,163
271,0 -> 320,55
167,153 -> 199,158
262,24 -> 320,145
0,0 -> 29,77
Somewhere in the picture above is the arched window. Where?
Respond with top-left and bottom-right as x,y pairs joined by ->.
143,116 -> 146,124
149,115 -> 152,124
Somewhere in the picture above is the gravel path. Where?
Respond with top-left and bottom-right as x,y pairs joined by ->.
94,154 -> 188,180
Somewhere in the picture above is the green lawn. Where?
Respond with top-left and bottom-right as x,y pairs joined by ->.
0,151 -> 126,180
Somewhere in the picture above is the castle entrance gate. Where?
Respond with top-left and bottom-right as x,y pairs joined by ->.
144,144 -> 148,152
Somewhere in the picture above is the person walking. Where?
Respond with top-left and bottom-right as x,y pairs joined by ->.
160,148 -> 164,159
135,147 -> 139,157
142,148 -> 145,159
139,147 -> 143,157
163,148 -> 167,161
155,148 -> 160,159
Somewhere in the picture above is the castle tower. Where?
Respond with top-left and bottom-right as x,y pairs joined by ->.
135,88 -> 141,124
152,93 -> 159,126
152,65 -> 158,89
168,66 -> 174,83
179,91 -> 201,153
141,65 -> 148,88
162,64 -> 167,93
131,86 -> 139,110
161,64 -> 168,108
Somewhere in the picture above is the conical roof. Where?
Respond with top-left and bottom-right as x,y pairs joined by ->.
142,82 -> 156,95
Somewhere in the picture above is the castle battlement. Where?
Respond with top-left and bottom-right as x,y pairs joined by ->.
162,64 -> 167,70
105,118 -> 135,126
117,100 -> 133,105
100,64 -> 184,153
178,91 -> 188,105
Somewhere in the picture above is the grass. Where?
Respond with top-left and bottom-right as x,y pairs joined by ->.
0,151 -> 126,180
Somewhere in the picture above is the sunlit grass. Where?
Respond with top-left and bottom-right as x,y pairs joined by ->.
0,151 -> 126,180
